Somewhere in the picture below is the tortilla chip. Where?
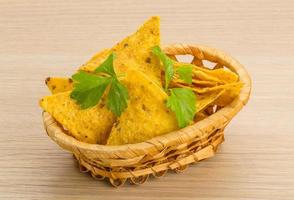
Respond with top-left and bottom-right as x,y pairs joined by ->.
171,81 -> 242,111
173,61 -> 242,108
192,82 -> 243,94
45,77 -> 73,94
40,92 -> 115,144
194,66 -> 239,83
192,69 -> 222,83
173,79 -> 218,88
107,69 -> 178,145
192,79 -> 219,87
79,16 -> 161,84
174,62 -> 239,84
196,90 -> 226,112
215,83 -> 243,106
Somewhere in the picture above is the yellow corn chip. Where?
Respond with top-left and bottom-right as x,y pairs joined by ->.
194,66 -> 239,83
107,69 -> 178,145
175,62 -> 239,84
192,79 -> 218,87
171,82 -> 242,110
192,69 -> 222,83
79,16 -> 162,84
45,77 -> 73,94
172,78 -> 218,88
40,92 -> 115,144
215,83 -> 243,106
192,82 -> 243,94
196,90 -> 226,112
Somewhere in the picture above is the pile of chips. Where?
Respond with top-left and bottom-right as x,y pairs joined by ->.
40,16 -> 242,145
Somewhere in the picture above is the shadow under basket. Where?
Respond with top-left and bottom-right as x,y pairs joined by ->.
42,44 -> 251,187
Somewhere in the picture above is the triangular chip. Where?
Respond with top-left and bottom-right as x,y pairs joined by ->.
174,62 -> 239,84
172,78 -> 218,88
191,82 -> 243,94
192,79 -> 218,87
107,69 -> 178,145
79,16 -> 161,84
215,83 -> 243,106
196,90 -> 226,112
45,77 -> 73,94
172,61 -> 242,108
40,92 -> 115,144
194,66 -> 239,83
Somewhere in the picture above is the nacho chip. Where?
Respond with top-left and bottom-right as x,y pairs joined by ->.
192,82 -> 243,94
79,16 -> 162,84
172,81 -> 242,111
194,66 -> 239,83
173,78 -> 218,88
172,61 -> 242,108
196,90 -> 226,112
45,77 -> 73,94
174,62 -> 239,84
215,82 -> 243,106
192,69 -> 222,83
40,92 -> 115,144
192,79 -> 218,87
107,69 -> 178,145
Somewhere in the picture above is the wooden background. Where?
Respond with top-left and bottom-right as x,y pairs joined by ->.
0,0 -> 293,199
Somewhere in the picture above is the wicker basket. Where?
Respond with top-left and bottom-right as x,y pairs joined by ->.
42,44 -> 251,187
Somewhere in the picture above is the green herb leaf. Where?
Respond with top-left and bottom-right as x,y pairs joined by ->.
166,88 -> 196,128
107,78 -> 129,116
94,52 -> 116,76
70,53 -> 129,115
152,46 -> 174,90
71,71 -> 111,109
177,65 -> 193,84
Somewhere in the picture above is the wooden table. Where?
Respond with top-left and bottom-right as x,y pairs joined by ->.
1,0 -> 293,199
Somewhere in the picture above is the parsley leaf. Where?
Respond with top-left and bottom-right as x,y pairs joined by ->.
70,53 -> 129,116
107,78 -> 129,116
94,52 -> 116,76
152,46 -> 174,90
177,65 -> 193,84
71,71 -> 111,109
151,46 -> 197,128
166,88 -> 196,128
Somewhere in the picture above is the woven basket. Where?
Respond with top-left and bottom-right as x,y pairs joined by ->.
42,44 -> 251,187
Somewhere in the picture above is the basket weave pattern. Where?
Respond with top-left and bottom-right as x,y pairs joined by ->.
43,44 -> 251,187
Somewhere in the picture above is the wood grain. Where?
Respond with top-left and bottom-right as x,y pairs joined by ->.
0,0 -> 293,199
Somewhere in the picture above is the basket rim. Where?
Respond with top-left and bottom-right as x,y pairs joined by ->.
43,44 -> 251,156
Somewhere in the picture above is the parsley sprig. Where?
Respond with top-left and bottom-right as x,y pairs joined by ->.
152,46 -> 196,128
70,52 -> 128,116
152,46 -> 174,91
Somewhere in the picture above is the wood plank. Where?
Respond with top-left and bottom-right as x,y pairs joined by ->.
0,0 -> 293,199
